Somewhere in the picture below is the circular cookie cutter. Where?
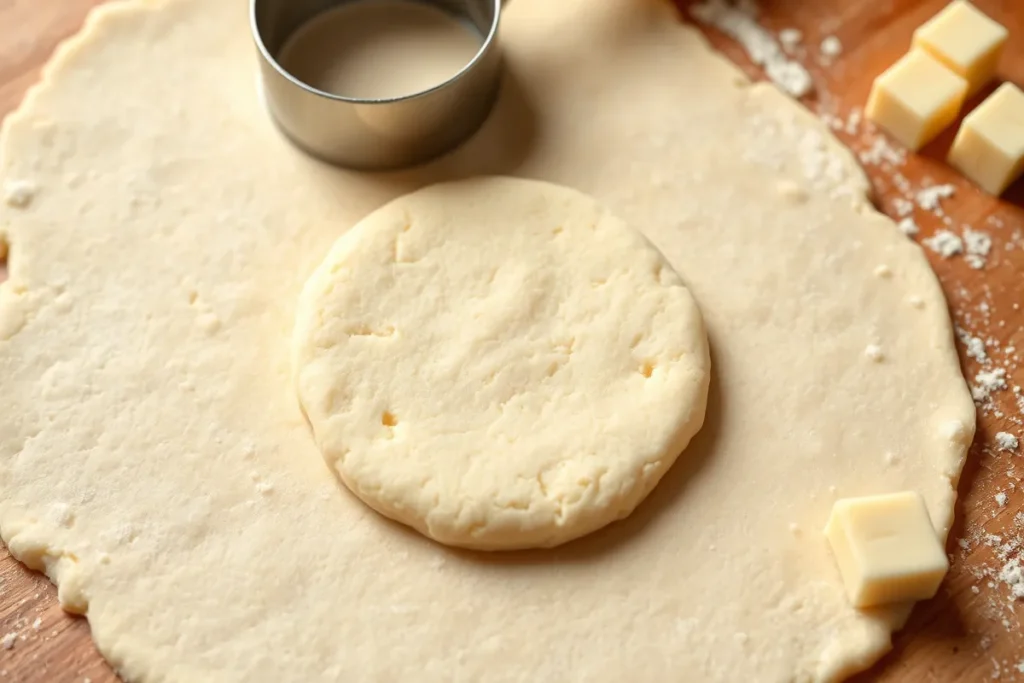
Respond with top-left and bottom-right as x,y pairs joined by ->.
251,0 -> 503,170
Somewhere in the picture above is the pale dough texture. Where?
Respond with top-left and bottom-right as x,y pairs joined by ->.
0,0 -> 975,681
294,177 -> 710,550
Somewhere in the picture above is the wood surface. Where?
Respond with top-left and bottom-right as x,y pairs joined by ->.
0,0 -> 1023,681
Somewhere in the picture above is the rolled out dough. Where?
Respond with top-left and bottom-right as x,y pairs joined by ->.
0,0 -> 974,681
293,177 -> 710,551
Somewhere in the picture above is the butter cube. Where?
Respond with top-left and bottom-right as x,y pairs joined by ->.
824,492 -> 949,608
948,82 -> 1024,195
913,0 -> 1008,96
866,50 -> 967,151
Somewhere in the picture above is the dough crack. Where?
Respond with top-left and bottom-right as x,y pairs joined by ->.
348,323 -> 395,338
0,231 -> 9,274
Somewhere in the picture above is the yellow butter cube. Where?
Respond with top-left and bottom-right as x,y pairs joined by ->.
949,82 -> 1024,195
824,492 -> 949,609
866,50 -> 967,151
913,0 -> 1008,96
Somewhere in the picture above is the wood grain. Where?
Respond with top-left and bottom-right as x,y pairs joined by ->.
0,1 -> 1022,681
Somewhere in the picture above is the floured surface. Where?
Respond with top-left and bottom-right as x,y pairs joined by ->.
0,1 -> 974,682
294,177 -> 710,550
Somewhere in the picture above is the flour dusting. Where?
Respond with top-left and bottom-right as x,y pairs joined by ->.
924,230 -> 964,258
778,28 -> 802,52
997,433 -> 1020,453
916,184 -> 957,213
964,227 -> 993,270
974,368 -> 1009,403
819,35 -> 842,64
690,0 -> 813,97
777,4 -> 1024,668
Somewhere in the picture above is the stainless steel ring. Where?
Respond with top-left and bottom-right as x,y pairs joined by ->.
251,0 -> 503,170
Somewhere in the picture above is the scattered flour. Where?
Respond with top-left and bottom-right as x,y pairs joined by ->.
859,137 -> 906,167
821,112 -> 843,131
998,557 -> 1024,601
843,107 -> 861,136
796,129 -> 848,189
897,217 -> 918,236
778,28 -> 802,52
972,523 -> 1024,615
820,35 -> 842,62
916,184 -> 957,213
892,197 -> 914,217
924,230 -> 964,257
742,113 -> 852,194
918,225 -> 992,267
690,0 -> 813,97
0,633 -> 14,651
964,227 -> 993,270
960,331 -> 988,363
996,432 -> 1020,453
804,10 -> 1024,652
973,368 -> 1008,402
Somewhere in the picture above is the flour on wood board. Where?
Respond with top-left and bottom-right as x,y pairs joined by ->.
696,0 -> 1024,673
690,0 -> 813,97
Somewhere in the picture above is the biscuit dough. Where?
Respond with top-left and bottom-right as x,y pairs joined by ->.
294,177 -> 710,550
0,0 -> 975,681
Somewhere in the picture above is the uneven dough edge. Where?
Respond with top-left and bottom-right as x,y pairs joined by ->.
0,2 -> 187,678
677,42 -> 975,683
750,80 -> 975,533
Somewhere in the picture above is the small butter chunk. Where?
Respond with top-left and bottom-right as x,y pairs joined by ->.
948,83 -> 1024,195
866,50 -> 967,150
824,491 -> 949,608
912,0 -> 1008,96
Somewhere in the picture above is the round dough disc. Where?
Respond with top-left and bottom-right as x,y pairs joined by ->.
293,177 -> 711,550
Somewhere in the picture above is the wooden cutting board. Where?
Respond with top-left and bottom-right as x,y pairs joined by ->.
0,1 -> 1022,681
